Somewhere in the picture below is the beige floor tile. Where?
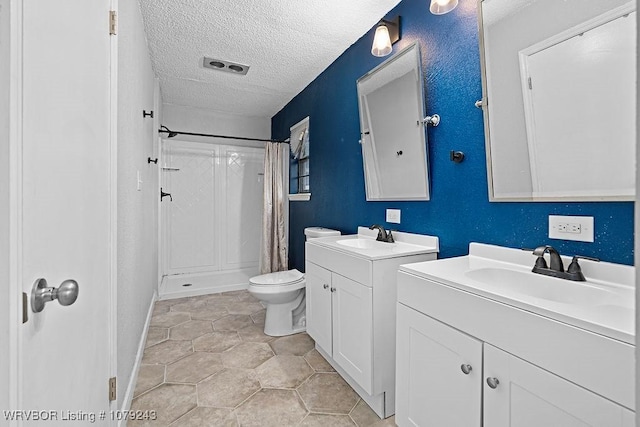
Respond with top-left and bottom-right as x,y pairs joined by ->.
304,349 -> 335,372
301,413 -> 357,426
220,290 -> 248,297
226,301 -> 265,315
297,373 -> 359,414
150,311 -> 191,328
133,364 -> 165,398
129,383 -> 197,426
350,399 -> 384,426
189,306 -> 229,321
170,407 -> 237,427
221,342 -> 274,369
250,309 -> 266,325
142,340 -> 193,365
166,351 -> 224,384
204,294 -> 242,306
237,324 -> 274,343
213,314 -> 254,331
152,303 -> 170,317
197,368 -> 260,408
270,332 -> 315,356
192,331 -> 241,353
145,327 -> 169,348
256,355 -> 314,389
235,389 -> 308,427
236,292 -> 260,303
375,415 -> 396,426
169,320 -> 213,340
170,298 -> 210,313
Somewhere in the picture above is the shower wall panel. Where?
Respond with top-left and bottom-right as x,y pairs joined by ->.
162,140 -> 264,282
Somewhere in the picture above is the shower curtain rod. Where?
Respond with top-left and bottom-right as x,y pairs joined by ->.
159,126 -> 287,144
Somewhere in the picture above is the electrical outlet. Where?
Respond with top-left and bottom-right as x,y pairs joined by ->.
548,215 -> 594,242
386,209 -> 401,224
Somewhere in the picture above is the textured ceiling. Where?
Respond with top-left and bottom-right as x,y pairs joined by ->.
138,0 -> 402,118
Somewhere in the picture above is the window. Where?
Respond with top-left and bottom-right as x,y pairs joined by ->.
289,117 -> 310,200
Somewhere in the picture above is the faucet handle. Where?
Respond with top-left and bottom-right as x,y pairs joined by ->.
386,230 -> 395,243
572,255 -> 600,263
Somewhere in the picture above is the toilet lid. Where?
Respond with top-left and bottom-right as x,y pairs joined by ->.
250,269 -> 304,286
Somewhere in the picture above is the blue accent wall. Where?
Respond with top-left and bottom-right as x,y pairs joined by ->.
272,0 -> 634,270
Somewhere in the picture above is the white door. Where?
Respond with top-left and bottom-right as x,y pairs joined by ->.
304,262 -> 333,355
395,303 -> 482,427
483,344 -> 632,427
331,273 -> 373,394
13,0 -> 115,423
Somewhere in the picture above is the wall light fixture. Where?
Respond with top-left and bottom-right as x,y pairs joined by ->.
429,0 -> 458,15
371,16 -> 400,57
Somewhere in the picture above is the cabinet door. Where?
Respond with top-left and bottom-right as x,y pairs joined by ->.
484,344 -> 632,427
332,273 -> 373,394
305,262 -> 333,354
396,303 -> 482,427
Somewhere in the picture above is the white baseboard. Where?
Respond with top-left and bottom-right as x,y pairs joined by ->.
118,290 -> 158,427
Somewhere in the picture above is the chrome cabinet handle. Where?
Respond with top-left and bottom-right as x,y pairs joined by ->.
31,278 -> 79,313
486,377 -> 500,389
330,287 -> 336,292
323,284 -> 329,289
460,364 -> 472,375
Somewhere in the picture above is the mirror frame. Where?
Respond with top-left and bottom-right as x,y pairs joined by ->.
356,42 -> 431,201
477,0 -> 636,202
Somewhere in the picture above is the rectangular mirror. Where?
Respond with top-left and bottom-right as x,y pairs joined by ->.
357,42 -> 431,201
479,0 -> 636,201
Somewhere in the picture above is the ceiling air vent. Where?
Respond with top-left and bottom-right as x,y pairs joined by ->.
203,57 -> 250,75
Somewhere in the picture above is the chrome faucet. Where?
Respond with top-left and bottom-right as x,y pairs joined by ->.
369,224 -> 394,243
531,245 -> 599,281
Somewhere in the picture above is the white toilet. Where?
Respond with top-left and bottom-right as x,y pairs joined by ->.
249,227 -> 341,337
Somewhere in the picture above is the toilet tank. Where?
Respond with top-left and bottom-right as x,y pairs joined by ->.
304,227 -> 341,240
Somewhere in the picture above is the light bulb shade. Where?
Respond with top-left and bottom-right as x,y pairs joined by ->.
371,24 -> 393,57
429,0 -> 458,15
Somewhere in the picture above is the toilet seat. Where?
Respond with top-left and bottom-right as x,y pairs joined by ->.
249,269 -> 304,286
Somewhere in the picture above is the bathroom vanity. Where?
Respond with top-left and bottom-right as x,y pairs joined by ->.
396,243 -> 635,426
305,227 -> 439,418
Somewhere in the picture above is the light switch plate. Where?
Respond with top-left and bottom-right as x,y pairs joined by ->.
549,215 -> 594,242
386,209 -> 401,224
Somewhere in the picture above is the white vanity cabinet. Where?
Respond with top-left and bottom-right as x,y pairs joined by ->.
397,302 -> 634,427
306,263 -> 373,392
396,245 -> 636,427
305,229 -> 439,418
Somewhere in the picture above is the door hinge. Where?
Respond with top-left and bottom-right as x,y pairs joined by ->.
109,10 -> 117,35
108,377 -> 117,401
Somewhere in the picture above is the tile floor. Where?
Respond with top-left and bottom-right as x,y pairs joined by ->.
130,290 -> 396,426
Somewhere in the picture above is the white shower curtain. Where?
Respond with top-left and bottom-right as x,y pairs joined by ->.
260,142 -> 288,274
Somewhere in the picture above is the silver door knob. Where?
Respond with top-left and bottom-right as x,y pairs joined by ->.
31,278 -> 79,313
486,377 -> 500,389
460,364 -> 473,375
323,284 -> 329,289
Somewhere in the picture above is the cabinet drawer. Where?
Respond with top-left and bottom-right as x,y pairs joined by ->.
306,242 -> 372,286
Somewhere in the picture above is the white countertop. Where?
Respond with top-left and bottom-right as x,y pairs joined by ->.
307,227 -> 439,261
399,243 -> 635,344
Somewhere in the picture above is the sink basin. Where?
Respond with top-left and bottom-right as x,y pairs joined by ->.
465,267 -> 615,305
336,238 -> 391,249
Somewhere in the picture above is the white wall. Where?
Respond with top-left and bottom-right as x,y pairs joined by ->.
117,0 -> 159,409
0,0 -> 10,412
162,104 -> 271,144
